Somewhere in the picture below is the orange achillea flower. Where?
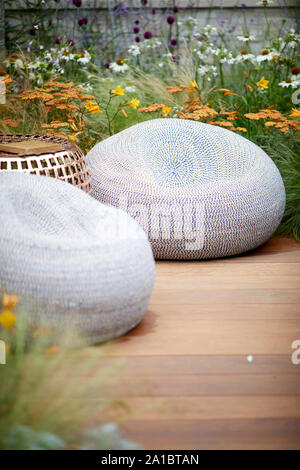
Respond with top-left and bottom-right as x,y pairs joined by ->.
182,97 -> 201,113
265,120 -> 300,132
80,94 -> 98,100
179,105 -> 218,121
233,127 -> 247,132
44,80 -> 74,89
138,104 -> 165,113
219,111 -> 238,121
2,294 -> 19,309
245,108 -> 284,121
21,90 -> 54,101
210,121 -> 233,128
1,118 -> 22,128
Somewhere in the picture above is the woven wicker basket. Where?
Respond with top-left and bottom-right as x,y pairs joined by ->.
0,134 -> 91,193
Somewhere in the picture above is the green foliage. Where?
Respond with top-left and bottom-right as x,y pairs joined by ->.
0,303 -> 138,450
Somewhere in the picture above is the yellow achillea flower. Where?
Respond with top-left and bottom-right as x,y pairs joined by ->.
127,98 -> 140,109
256,76 -> 269,89
0,309 -> 16,330
85,100 -> 102,114
112,86 -> 125,96
162,106 -> 172,117
2,294 -> 18,309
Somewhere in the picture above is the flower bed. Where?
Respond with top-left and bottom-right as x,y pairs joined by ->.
0,3 -> 299,237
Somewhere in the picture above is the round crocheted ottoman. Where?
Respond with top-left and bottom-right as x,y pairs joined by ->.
0,172 -> 155,342
86,119 -> 286,260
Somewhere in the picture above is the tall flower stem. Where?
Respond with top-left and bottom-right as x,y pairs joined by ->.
219,62 -> 224,87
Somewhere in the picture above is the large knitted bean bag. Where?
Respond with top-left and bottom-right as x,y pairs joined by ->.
86,119 -> 286,260
0,172 -> 155,342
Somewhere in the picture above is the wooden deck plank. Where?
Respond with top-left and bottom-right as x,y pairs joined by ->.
121,419 -> 300,450
90,355 -> 300,375
89,236 -> 300,449
98,374 -> 300,397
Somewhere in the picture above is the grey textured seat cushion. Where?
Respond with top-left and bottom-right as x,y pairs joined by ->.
0,172 -> 155,343
86,119 -> 286,259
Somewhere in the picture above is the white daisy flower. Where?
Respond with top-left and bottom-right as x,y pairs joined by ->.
235,53 -> 255,63
109,62 -> 129,73
128,44 -> 141,56
237,34 -> 256,42
256,0 -> 273,5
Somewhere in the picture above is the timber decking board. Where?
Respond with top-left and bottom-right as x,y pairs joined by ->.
90,237 -> 300,449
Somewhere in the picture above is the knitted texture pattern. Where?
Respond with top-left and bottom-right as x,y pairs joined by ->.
0,172 -> 155,343
86,119 -> 286,259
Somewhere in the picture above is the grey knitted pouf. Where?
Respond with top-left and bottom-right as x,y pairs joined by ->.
86,119 -> 286,260
0,172 -> 155,343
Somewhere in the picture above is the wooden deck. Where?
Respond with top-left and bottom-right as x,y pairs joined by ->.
94,237 -> 300,449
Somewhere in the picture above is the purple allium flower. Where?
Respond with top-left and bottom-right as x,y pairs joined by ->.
167,15 -> 175,25
54,36 -> 62,44
171,38 -> 177,46
171,55 -> 177,61
173,5 -> 179,13
86,33 -> 91,38
104,62 -> 110,69
73,0 -> 82,7
67,38 -> 74,46
152,8 -> 156,14
135,20 -> 139,25
144,31 -> 153,39
133,26 -> 140,33
241,3 -> 247,7
135,36 -> 141,42
141,0 -> 147,4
